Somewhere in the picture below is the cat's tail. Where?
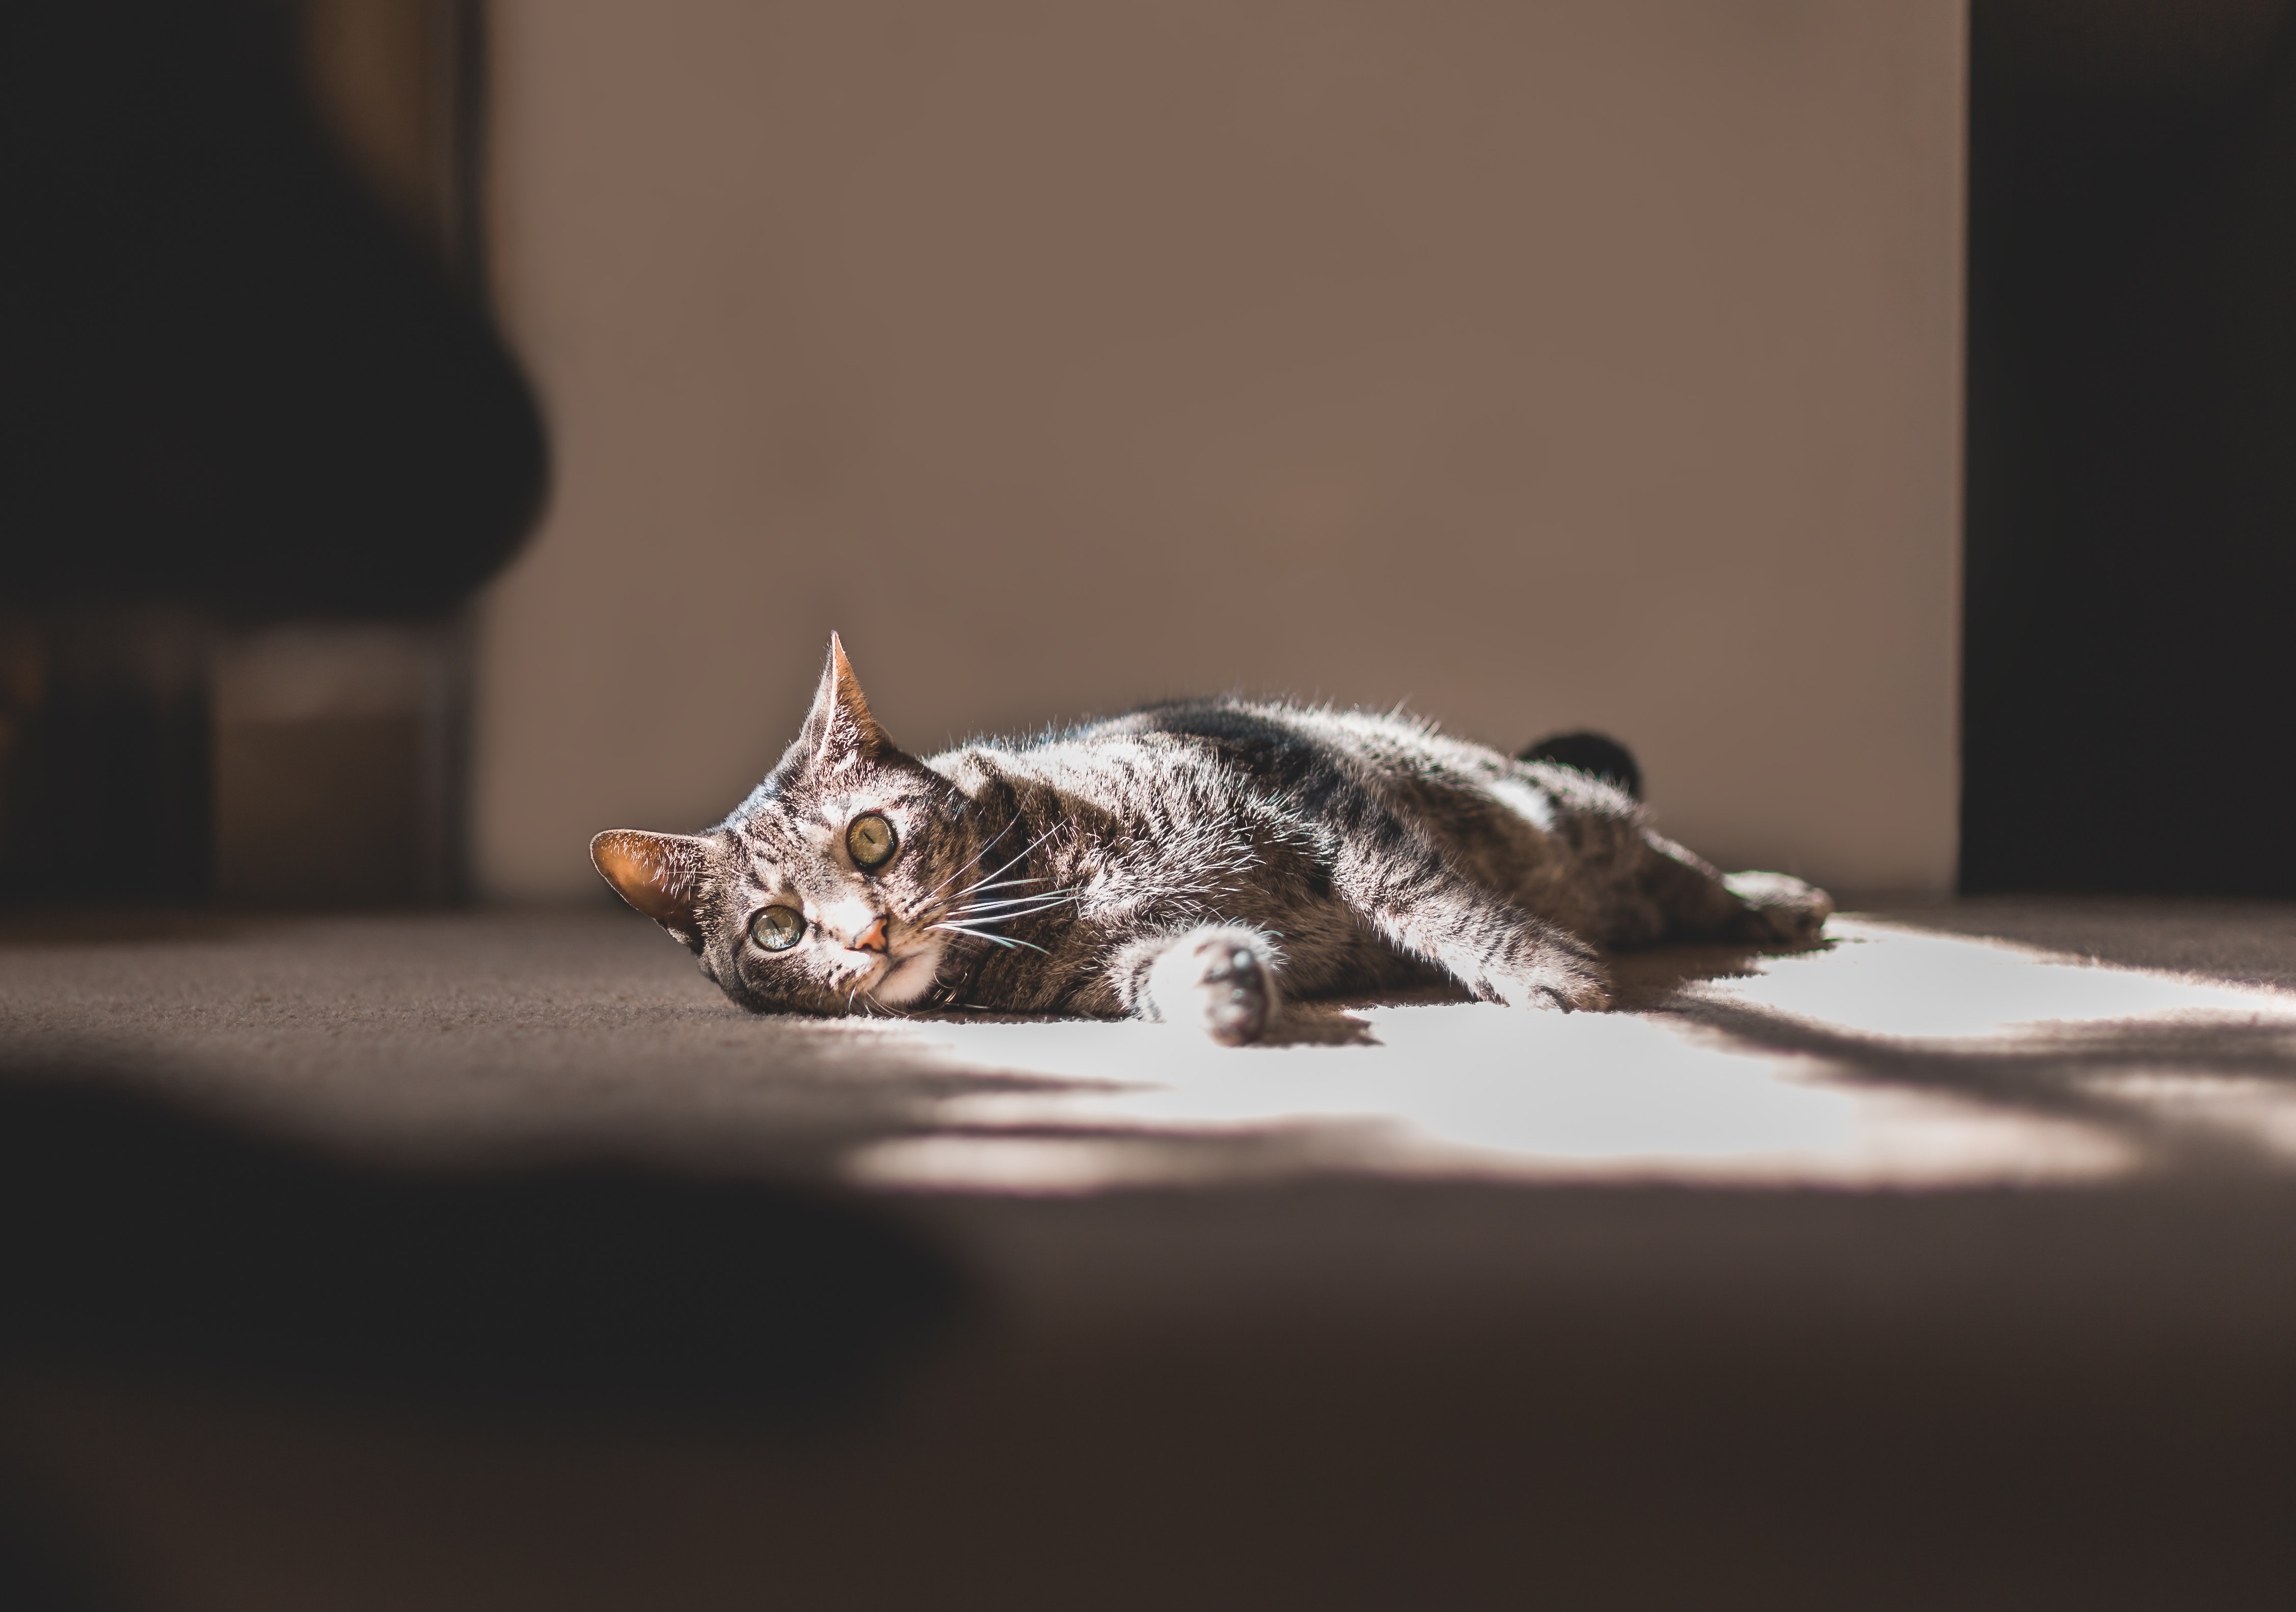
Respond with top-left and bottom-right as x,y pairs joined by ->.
1517,730 -> 1642,800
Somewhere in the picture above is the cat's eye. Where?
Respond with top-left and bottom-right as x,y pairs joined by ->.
847,813 -> 898,870
750,905 -> 806,952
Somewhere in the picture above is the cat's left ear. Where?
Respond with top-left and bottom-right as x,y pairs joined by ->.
591,829 -> 712,948
798,632 -> 899,767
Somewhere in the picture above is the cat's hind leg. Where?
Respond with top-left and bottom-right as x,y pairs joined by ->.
1111,924 -> 1282,1045
1637,834 -> 1832,948
1719,869 -> 1833,947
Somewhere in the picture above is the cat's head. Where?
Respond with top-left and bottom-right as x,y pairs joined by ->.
591,635 -> 984,1015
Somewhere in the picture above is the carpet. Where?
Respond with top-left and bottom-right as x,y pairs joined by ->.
4,899 -> 2295,1609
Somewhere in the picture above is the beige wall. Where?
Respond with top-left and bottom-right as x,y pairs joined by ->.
477,0 -> 1966,899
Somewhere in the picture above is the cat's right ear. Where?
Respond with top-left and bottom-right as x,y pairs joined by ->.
797,632 -> 899,768
591,830 -> 711,945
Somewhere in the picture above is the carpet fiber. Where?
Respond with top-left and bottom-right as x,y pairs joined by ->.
5,899 -> 2296,1609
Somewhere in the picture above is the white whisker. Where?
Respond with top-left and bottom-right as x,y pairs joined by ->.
968,821 -> 1065,895
927,923 -> 1048,955
919,816 -> 1024,905
944,889 -> 1077,916
955,875 -> 1053,897
943,905 -> 1074,930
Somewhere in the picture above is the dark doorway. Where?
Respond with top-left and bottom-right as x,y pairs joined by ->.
1963,2 -> 2296,895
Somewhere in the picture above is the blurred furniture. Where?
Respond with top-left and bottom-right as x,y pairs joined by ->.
0,0 -> 544,906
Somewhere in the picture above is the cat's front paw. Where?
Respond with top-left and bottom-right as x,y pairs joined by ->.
1722,871 -> 1833,949
1144,926 -> 1280,1045
1487,957 -> 1611,1013
1458,926 -> 1611,1013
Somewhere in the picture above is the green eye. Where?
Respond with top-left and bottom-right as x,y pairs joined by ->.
750,905 -> 806,952
847,813 -> 899,870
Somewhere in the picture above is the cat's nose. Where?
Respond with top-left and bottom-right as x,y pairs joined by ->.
851,916 -> 889,954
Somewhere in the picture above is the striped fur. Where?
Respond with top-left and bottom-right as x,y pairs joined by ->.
591,638 -> 1831,1043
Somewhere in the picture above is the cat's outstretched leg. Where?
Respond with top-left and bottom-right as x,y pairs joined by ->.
1330,816 -> 1611,1010
1719,869 -> 1832,946
1377,893 -> 1610,1011
1111,924 -> 1282,1045
1636,834 -> 1832,948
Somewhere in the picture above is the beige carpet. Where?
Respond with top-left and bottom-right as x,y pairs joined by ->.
5,898 -> 2296,1610
8,897 -> 2296,1191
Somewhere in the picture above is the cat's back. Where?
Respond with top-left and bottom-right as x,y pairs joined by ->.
925,695 -> 1634,927
928,696 -> 1508,802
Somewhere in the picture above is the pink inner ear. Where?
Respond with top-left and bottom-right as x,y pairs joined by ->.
590,830 -> 694,925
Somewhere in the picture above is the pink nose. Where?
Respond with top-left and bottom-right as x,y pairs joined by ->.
851,916 -> 889,954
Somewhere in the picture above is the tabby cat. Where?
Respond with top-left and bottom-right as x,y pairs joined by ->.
592,637 -> 1830,1044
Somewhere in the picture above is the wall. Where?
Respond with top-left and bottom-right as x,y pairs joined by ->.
476,0 -> 1966,898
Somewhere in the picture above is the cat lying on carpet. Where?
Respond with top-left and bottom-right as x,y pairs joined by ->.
592,637 -> 1830,1044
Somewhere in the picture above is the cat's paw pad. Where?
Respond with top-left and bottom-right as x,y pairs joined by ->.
1148,928 -> 1278,1045
1723,871 -> 1833,949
